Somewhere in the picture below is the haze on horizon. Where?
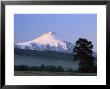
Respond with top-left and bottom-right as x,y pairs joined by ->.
14,14 -> 97,52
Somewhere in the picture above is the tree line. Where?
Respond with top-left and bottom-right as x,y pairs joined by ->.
14,48 -> 73,59
15,64 -> 65,72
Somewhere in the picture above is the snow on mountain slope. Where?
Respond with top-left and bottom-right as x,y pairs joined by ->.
15,32 -> 74,53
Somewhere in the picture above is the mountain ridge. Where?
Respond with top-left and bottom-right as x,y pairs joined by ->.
15,32 -> 74,53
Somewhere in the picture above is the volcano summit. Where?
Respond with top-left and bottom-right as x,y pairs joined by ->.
15,32 -> 74,53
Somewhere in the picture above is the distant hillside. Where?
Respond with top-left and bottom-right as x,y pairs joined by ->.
14,48 -> 73,60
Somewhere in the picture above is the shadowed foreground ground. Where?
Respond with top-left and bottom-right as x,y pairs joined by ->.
15,71 -> 97,76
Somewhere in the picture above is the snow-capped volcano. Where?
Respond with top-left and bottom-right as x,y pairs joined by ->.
15,32 -> 74,53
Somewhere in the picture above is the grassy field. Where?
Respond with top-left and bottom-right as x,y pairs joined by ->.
14,71 -> 97,76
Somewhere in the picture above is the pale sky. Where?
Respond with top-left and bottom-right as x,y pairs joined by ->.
14,14 -> 97,52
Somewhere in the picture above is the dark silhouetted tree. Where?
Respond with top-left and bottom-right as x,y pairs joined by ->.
73,38 -> 96,73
